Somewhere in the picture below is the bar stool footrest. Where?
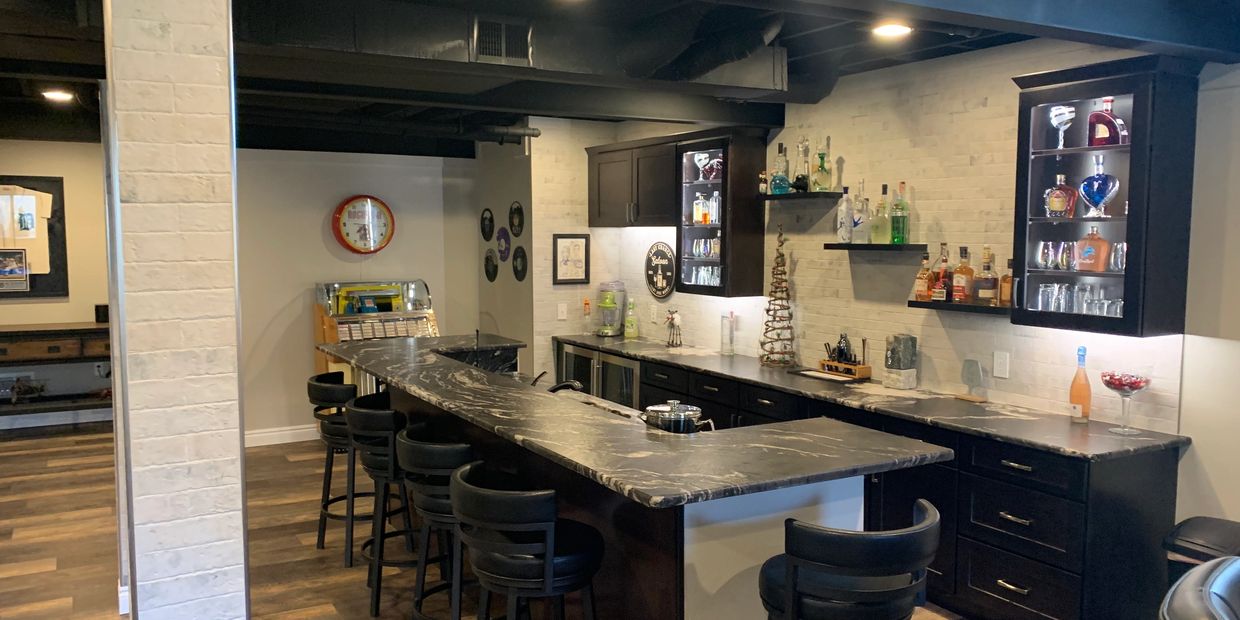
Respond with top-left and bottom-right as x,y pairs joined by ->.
320,491 -> 376,522
360,529 -> 422,569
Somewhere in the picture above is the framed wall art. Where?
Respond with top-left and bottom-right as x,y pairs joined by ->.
552,234 -> 589,285
0,175 -> 66,298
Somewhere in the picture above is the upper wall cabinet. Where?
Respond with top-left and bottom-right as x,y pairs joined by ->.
587,143 -> 677,227
1011,56 -> 1202,337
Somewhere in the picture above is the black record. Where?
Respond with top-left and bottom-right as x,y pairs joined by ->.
480,208 -> 495,241
512,246 -> 528,281
509,201 -> 525,237
484,248 -> 498,282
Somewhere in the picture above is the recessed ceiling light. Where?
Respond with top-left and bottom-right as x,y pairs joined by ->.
873,22 -> 914,39
41,89 -> 75,103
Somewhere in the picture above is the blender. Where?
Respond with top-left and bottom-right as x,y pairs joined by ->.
596,281 -> 627,337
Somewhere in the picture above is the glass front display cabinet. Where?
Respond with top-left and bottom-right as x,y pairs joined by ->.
1011,56 -> 1201,336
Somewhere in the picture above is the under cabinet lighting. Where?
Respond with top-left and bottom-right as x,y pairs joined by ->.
872,22 -> 914,39
41,89 -> 75,103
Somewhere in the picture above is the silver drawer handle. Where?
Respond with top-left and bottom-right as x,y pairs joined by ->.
998,511 -> 1033,527
654,373 -> 669,379
702,385 -> 720,392
996,579 -> 1031,596
1000,459 -> 1034,472
756,398 -> 775,406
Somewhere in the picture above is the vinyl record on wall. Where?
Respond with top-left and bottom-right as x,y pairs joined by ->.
512,246 -> 528,281
496,227 -> 511,262
509,201 -> 525,237
484,248 -> 499,282
480,208 -> 495,241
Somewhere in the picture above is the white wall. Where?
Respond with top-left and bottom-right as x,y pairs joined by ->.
0,139 -> 108,324
237,149 -> 472,432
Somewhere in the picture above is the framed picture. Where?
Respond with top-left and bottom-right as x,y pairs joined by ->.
0,248 -> 29,292
552,234 -> 590,285
0,175 -> 66,298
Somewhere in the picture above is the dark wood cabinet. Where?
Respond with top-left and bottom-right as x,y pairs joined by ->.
586,143 -> 677,227
1011,56 -> 1202,336
588,149 -> 632,227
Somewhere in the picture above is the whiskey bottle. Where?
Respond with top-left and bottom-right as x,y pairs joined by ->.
871,183 -> 892,244
811,137 -> 833,191
891,181 -> 910,244
913,252 -> 933,302
793,136 -> 811,192
999,258 -> 1014,307
770,143 -> 791,195
952,246 -> 975,303
1075,226 -> 1111,273
853,181 -> 871,244
836,186 -> 853,243
1043,173 -> 1077,218
1088,96 -> 1130,147
974,247 -> 999,306
930,245 -> 951,302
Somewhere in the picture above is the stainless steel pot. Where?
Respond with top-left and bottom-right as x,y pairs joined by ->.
641,400 -> 715,434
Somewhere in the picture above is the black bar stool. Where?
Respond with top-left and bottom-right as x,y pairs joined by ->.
307,371 -> 374,568
1160,556 -> 1240,619
396,423 -> 476,620
345,390 -> 420,617
759,499 -> 940,620
451,461 -> 603,620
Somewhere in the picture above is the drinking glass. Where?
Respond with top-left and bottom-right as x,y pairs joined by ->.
1072,283 -> 1095,314
1049,105 -> 1076,150
1110,242 -> 1127,272
1037,283 -> 1056,312
1056,241 -> 1076,271
1101,369 -> 1151,436
1053,284 -> 1071,313
1036,242 -> 1056,270
1108,299 -> 1124,318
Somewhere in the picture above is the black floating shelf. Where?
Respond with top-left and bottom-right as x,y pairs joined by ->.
1030,143 -> 1130,158
760,191 -> 844,202
1028,216 -> 1127,224
908,300 -> 1011,315
823,243 -> 929,252
1026,268 -> 1125,278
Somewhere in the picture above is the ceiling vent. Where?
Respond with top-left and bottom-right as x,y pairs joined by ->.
472,16 -> 530,67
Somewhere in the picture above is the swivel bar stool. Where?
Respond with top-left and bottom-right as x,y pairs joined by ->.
451,461 -> 603,620
345,390 -> 420,617
759,499 -> 940,620
307,371 -> 373,567
396,423 -> 476,620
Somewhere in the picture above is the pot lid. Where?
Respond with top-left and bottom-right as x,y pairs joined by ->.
644,399 -> 702,419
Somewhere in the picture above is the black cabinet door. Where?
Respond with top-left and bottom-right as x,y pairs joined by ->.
732,409 -> 782,428
877,464 -> 959,597
589,149 -> 633,227
631,144 -> 677,226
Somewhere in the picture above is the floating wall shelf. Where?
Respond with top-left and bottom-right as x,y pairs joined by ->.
823,243 -> 929,252
759,191 -> 844,202
907,300 -> 1011,316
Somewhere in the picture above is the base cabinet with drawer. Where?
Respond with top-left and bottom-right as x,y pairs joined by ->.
813,398 -> 1180,620
637,359 -> 802,430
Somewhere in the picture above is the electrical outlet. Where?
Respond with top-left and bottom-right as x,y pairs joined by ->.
648,303 -> 657,324
557,303 -> 568,321
993,351 -> 1010,379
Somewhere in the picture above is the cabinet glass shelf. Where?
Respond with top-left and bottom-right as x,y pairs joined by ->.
1028,216 -> 1127,224
1030,143 -> 1130,158
1025,268 -> 1125,278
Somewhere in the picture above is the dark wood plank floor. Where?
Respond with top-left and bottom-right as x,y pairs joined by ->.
0,432 -> 958,619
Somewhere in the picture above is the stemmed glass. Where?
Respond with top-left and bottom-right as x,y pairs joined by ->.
1049,105 -> 1075,150
1101,369 -> 1151,435
693,152 -> 711,182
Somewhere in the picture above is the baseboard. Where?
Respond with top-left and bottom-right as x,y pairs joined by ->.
0,408 -> 113,430
244,423 -> 318,447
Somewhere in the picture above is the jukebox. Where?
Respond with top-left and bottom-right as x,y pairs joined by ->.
313,280 -> 439,373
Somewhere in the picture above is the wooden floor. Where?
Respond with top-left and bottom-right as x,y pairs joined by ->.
0,431 -> 959,619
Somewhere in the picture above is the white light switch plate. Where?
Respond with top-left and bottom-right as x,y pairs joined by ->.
993,351 -> 1010,379
557,303 -> 567,320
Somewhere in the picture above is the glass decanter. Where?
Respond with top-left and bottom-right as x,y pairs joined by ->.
811,137 -> 833,191
1078,154 -> 1119,217
1088,96 -> 1129,147
1049,105 -> 1075,150
1043,173 -> 1077,218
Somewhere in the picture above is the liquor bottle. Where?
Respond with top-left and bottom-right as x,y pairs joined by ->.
952,246 -> 975,303
852,181 -> 871,243
1088,96 -> 1129,147
836,186 -> 853,243
913,252 -> 933,302
624,300 -> 639,340
1075,226 -> 1111,273
1078,154 -> 1119,217
930,245 -> 951,302
1069,346 -> 1091,423
692,193 -> 706,225
1043,173 -> 1077,218
793,136 -> 811,192
758,171 -> 768,195
770,143 -> 791,195
708,191 -> 721,224
890,181 -> 910,244
974,246 -> 999,306
999,258 -> 1014,307
811,137 -> 833,191
871,183 -> 892,244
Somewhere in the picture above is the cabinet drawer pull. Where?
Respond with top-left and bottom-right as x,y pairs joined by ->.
995,579 -> 1031,596
756,398 -> 775,406
653,372 -> 669,380
47,345 -> 61,353
998,511 -> 1034,527
701,385 -> 720,392
1000,459 -> 1034,472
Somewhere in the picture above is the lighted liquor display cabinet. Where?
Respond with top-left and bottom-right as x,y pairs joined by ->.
1011,56 -> 1202,337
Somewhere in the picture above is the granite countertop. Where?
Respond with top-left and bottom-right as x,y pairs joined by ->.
319,336 -> 953,509
554,334 -> 1191,462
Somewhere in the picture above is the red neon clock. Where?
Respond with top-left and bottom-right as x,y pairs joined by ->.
332,195 -> 395,254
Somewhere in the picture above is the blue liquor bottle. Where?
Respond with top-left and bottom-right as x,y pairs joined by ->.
1078,154 -> 1119,218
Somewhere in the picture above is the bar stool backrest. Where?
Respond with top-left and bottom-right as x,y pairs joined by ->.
783,499 -> 940,614
451,462 -> 559,590
396,425 -> 474,519
308,371 -> 357,409
345,391 -> 406,479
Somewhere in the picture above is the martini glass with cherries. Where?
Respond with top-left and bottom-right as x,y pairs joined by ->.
1101,369 -> 1151,435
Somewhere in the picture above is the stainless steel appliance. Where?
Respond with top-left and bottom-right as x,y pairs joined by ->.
558,343 -> 640,408
641,400 -> 714,433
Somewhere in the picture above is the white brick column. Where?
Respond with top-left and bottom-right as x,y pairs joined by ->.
103,0 -> 248,617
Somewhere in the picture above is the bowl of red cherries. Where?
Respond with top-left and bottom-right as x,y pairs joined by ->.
1100,371 -> 1151,396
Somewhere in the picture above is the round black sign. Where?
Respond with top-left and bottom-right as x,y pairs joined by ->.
484,248 -> 498,282
480,208 -> 494,241
645,241 -> 676,299
509,201 -> 525,237
512,246 -> 528,281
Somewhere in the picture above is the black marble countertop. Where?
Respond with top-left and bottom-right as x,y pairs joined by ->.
554,335 -> 1190,462
319,335 -> 953,509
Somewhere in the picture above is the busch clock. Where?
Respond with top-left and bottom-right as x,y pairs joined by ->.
332,195 -> 394,254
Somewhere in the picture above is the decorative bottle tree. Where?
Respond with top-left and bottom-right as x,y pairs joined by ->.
760,226 -> 796,367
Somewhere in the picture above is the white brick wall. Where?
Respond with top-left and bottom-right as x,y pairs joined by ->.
105,0 -> 247,616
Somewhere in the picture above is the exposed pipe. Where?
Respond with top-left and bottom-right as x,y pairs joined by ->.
616,4 -> 713,79
239,108 -> 541,144
652,13 -> 785,81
